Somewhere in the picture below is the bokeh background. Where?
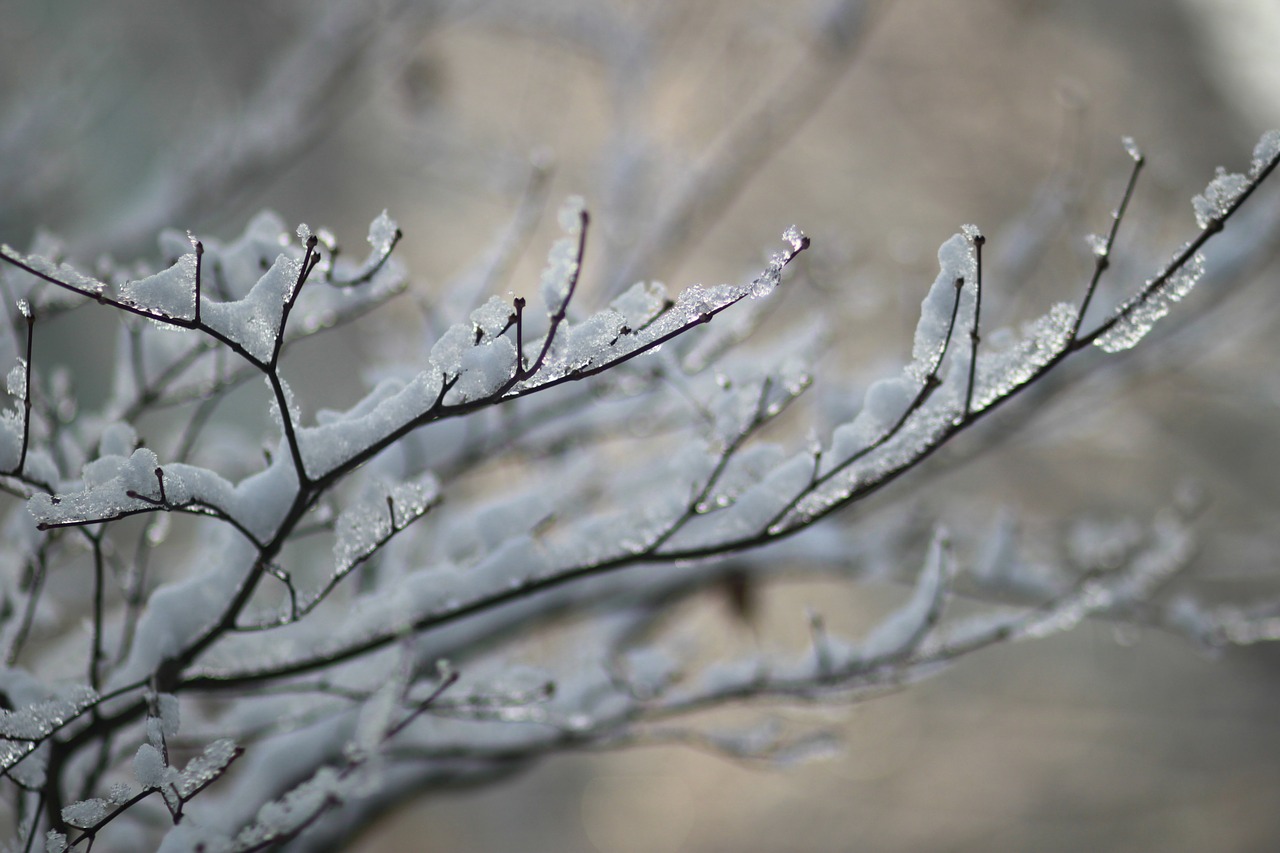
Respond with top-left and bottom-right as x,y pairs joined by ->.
3,1 -> 1280,850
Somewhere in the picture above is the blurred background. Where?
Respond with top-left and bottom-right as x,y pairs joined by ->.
3,0 -> 1280,850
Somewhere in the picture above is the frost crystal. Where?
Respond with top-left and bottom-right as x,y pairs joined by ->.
1094,251 -> 1204,353
1191,167 -> 1249,229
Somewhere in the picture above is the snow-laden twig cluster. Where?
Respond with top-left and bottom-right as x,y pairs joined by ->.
0,126 -> 1273,850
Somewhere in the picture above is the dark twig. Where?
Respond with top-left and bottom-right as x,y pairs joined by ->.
1072,140 -> 1145,340
522,209 -> 590,381
963,231 -> 984,421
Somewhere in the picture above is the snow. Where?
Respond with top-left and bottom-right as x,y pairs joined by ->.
1122,135 -> 1143,163
0,244 -> 107,300
621,647 -> 679,698
429,320 -> 472,376
1191,166 -> 1250,229
6,360 -> 25,399
157,692 -> 181,737
0,409 -> 23,470
441,491 -> 550,563
199,253 -> 301,363
368,211 -> 398,254
61,797 -> 111,829
446,336 -> 516,403
134,743 -> 167,788
1250,129 -> 1280,177
828,375 -> 919,464
233,764 -> 357,849
470,295 -> 514,340
563,310 -> 626,369
1094,251 -> 1204,352
0,685 -> 97,742
118,252 -> 198,321
750,226 -> 807,299
29,431 -> 308,548
609,280 -> 668,328
540,196 -> 585,313
908,233 -> 974,382
109,534 -> 260,687
299,371 -> 443,476
172,738 -> 239,799
99,422 -> 137,458
704,451 -> 812,539
332,474 -> 440,574
857,529 -> 951,661
971,301 -> 1077,409
1086,232 -> 1108,258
